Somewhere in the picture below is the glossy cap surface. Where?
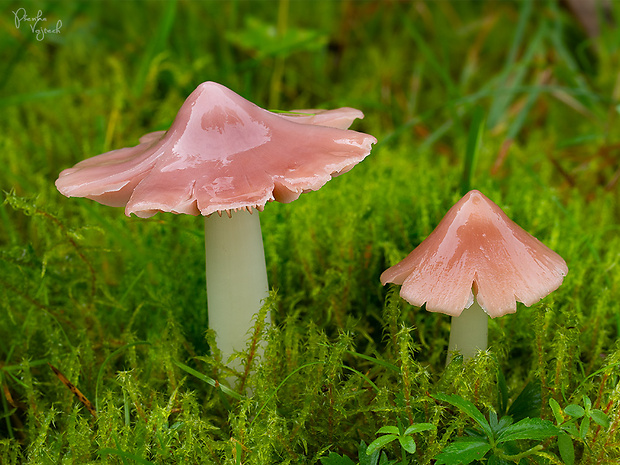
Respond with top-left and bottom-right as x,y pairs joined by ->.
279,107 -> 365,130
380,190 -> 568,318
56,82 -> 376,218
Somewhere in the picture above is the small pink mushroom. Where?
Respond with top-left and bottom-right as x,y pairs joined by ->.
381,190 -> 568,362
56,81 -> 376,371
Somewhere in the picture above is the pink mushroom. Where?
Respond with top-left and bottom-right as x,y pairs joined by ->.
278,107 -> 365,130
381,190 -> 568,362
56,81 -> 376,371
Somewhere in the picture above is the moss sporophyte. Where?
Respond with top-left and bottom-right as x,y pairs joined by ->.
55,81 -> 376,381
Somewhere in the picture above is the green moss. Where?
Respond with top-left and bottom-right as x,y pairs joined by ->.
1,0 -> 619,462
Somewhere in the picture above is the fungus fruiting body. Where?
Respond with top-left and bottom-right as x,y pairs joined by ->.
56,81 -> 376,372
381,190 -> 568,362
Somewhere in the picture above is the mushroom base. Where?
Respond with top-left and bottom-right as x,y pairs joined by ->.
205,211 -> 270,375
446,298 -> 488,364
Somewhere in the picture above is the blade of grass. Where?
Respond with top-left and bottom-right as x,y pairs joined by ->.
174,360 -> 244,400
250,360 -> 380,429
0,87 -> 82,107
487,0 -> 533,127
119,268 -> 146,306
95,341 -> 151,412
505,83 -> 541,141
346,349 -> 400,374
133,0 -> 178,96
461,106 -> 485,195
488,21 -> 546,131
419,119 -> 454,152
250,361 -> 324,427
402,15 -> 458,98
402,13 -> 467,141
547,0 -> 597,110
340,364 -> 379,392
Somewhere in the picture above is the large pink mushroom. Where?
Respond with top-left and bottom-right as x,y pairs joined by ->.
381,190 -> 568,362
56,81 -> 376,370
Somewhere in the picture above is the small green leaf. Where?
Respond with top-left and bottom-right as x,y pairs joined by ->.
320,452 -> 356,465
590,409 -> 610,428
488,456 -> 511,465
376,426 -> 399,435
433,393 -> 493,440
507,380 -> 541,421
359,441 -> 379,465
489,410 -> 499,431
564,404 -> 585,418
398,435 -> 416,454
557,432 -> 575,465
497,369 -> 509,416
226,16 -> 327,59
434,438 -> 492,465
579,415 -> 590,439
366,434 -> 398,456
583,396 -> 592,411
562,423 -> 579,437
403,423 -> 436,435
496,418 -> 560,444
549,398 -> 564,425
495,415 -> 514,434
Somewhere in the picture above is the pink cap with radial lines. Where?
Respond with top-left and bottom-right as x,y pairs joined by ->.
56,82 -> 376,218
380,190 -> 568,318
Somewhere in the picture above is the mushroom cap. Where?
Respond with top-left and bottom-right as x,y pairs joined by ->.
55,81 -> 376,218
380,190 -> 568,318
279,108 -> 365,130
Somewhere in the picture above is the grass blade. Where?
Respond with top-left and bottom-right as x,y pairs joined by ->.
133,0 -> 178,96
95,341 -> 151,412
174,360 -> 244,400
461,106 -> 485,195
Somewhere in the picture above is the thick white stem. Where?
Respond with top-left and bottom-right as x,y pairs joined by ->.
446,298 -> 488,365
205,211 -> 270,367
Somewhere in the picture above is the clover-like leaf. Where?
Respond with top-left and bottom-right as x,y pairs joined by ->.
590,409 -> 610,428
562,423 -> 579,437
557,432 -> 575,465
549,398 -> 564,425
398,435 -> 417,454
366,434 -> 398,456
403,423 -> 436,435
376,426 -> 400,435
564,404 -> 585,418
579,415 -> 590,439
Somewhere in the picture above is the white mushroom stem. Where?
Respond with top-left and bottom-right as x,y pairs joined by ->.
205,210 -> 270,370
446,298 -> 488,365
